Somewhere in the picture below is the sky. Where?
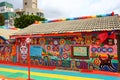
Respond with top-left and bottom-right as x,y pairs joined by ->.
0,0 -> 120,20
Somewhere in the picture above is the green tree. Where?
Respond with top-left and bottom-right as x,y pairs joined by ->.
14,15 -> 46,29
0,14 -> 5,26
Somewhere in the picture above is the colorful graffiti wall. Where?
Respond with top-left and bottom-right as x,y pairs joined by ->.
0,36 -> 16,62
4,32 -> 119,72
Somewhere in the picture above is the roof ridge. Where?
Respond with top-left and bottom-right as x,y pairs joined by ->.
34,12 -> 117,24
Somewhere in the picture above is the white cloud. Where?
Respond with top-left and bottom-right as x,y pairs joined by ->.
39,0 -> 120,19
39,0 -> 93,19
89,0 -> 120,13
0,0 -> 120,20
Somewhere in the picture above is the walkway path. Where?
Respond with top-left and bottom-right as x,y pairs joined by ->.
0,64 -> 120,80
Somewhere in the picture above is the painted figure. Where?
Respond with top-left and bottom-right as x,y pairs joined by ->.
71,59 -> 77,70
43,56 -> 50,66
4,46 -> 11,61
20,42 -> 28,63
99,54 -> 116,71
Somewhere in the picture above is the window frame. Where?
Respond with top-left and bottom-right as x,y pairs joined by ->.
71,45 -> 89,59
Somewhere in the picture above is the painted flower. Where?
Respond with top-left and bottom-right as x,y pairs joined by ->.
93,58 -> 101,66
62,52 -> 68,59
46,45 -> 52,51
60,39 -> 66,45
64,44 -> 70,51
39,38 -> 45,45
53,40 -> 59,45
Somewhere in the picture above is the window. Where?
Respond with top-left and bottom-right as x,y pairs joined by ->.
36,12 -> 39,16
25,2 -> 27,5
71,46 -> 89,59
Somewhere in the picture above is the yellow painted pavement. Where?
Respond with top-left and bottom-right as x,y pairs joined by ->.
0,68 -> 101,80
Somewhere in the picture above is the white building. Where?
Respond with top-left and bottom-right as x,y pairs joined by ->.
0,2 -> 15,28
15,0 -> 44,17
0,2 -> 14,13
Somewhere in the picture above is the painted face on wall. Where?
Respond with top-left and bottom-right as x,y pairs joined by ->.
5,46 -> 11,53
20,43 -> 28,60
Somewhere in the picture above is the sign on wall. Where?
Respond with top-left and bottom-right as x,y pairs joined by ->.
71,46 -> 89,59
30,46 -> 42,56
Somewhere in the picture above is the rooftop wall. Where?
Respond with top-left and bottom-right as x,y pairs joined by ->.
0,2 -> 13,8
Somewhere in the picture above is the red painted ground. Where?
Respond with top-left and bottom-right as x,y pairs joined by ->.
0,61 -> 56,70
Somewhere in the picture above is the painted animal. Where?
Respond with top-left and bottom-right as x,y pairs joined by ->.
99,54 -> 116,71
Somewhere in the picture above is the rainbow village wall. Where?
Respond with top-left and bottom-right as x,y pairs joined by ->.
0,31 -> 119,72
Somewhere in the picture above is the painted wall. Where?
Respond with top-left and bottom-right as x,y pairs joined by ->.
0,36 -> 16,62
1,32 -> 118,72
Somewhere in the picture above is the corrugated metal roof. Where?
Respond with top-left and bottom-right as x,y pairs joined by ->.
14,16 -> 120,36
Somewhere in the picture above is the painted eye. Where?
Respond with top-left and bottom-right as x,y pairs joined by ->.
97,47 -> 101,52
107,47 -> 113,53
101,47 -> 107,52
91,47 -> 97,52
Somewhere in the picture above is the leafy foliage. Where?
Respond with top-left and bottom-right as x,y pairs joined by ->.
14,15 -> 46,29
0,14 -> 5,26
